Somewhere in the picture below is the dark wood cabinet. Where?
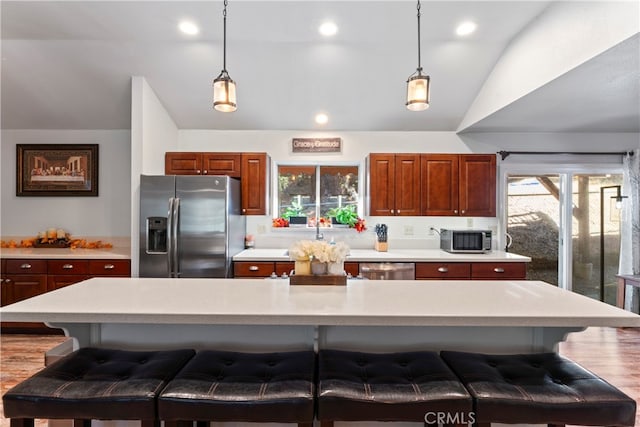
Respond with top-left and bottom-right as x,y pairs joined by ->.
459,154 -> 496,217
415,262 -> 471,279
241,152 -> 270,215
421,154 -> 459,216
471,262 -> 526,279
166,152 -> 269,215
1,258 -> 131,333
421,154 -> 496,217
368,153 -> 420,216
344,262 -> 360,277
234,261 -> 275,278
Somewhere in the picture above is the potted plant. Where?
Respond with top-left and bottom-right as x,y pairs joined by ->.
327,205 -> 366,232
282,201 -> 307,226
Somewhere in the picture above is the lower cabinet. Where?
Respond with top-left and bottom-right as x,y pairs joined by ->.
234,261 -> 359,278
416,262 -> 527,280
1,258 -> 131,333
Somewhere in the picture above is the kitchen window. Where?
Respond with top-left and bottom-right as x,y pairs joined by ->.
275,164 -> 360,225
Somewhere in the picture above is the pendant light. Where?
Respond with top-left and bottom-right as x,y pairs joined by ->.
406,0 -> 430,111
213,0 -> 237,112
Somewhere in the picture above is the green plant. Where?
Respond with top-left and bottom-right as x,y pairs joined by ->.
327,205 -> 359,227
282,201 -> 304,220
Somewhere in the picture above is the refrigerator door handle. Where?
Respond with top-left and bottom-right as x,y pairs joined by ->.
172,197 -> 181,277
166,197 -> 175,277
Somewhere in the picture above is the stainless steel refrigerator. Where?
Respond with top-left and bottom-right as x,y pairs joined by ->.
139,175 -> 245,278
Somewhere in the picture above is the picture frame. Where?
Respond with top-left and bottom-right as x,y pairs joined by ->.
16,144 -> 99,196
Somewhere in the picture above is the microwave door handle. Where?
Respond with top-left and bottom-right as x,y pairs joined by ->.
172,197 -> 181,277
166,198 -> 175,277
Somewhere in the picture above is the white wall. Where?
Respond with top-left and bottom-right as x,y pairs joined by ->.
459,1 -> 640,131
0,130 -> 131,237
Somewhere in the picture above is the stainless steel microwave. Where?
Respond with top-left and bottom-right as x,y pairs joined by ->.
440,229 -> 492,253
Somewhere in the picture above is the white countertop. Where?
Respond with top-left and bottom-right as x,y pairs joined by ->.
233,248 -> 531,263
1,277 -> 636,328
0,246 -> 130,260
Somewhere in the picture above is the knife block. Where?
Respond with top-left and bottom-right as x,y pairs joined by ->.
374,241 -> 388,252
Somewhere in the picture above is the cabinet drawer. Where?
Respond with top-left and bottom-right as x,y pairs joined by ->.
275,262 -> 294,276
471,262 -> 526,279
48,260 -> 89,275
416,262 -> 471,279
5,259 -> 48,274
344,262 -> 360,277
89,260 -> 131,276
234,262 -> 275,277
48,275 -> 90,291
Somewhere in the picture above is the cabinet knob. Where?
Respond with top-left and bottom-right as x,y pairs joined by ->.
242,208 -> 246,213
104,264 -> 115,270
203,170 -> 208,174
20,263 -> 32,270
249,265 -> 259,271
454,210 -> 458,214
493,267 -> 505,273
397,210 -> 401,214
196,169 -> 201,174
437,267 -> 449,273
461,210 -> 465,214
63,264 -> 74,270
390,209 -> 394,214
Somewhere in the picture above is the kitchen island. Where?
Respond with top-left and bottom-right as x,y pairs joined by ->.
1,277 -> 638,355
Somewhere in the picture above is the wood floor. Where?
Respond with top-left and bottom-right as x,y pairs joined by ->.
1,327 -> 639,426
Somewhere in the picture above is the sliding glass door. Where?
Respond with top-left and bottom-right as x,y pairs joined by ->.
502,163 -> 623,305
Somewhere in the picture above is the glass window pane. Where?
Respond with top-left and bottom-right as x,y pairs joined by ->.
277,166 -> 316,219
319,166 -> 359,217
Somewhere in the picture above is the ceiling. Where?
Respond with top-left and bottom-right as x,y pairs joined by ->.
1,1 -> 638,132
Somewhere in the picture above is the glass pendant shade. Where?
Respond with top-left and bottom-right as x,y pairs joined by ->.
406,72 -> 430,111
213,71 -> 237,112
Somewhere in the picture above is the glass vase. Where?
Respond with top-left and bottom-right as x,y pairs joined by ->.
327,261 -> 344,275
311,260 -> 328,275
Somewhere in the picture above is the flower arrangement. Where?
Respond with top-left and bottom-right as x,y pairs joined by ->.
288,240 -> 350,263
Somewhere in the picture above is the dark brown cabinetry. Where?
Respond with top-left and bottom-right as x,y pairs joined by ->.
165,152 -> 269,215
421,154 -> 496,217
234,261 -> 358,278
368,153 -> 421,216
1,258 -> 131,333
416,262 -> 526,280
165,153 -> 242,177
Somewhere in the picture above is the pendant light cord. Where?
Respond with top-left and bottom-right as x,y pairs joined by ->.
416,0 -> 422,72
222,0 -> 228,72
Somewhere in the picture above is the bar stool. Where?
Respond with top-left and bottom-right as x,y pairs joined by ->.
3,347 -> 196,427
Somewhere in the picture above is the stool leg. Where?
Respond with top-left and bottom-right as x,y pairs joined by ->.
141,420 -> 159,427
196,422 -> 209,427
10,419 -> 34,427
73,420 -> 91,427
165,422 -> 193,427
320,422 -> 334,427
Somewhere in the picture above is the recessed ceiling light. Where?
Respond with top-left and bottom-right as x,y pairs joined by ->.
179,21 -> 200,36
455,21 -> 477,37
315,113 -> 329,125
319,21 -> 338,37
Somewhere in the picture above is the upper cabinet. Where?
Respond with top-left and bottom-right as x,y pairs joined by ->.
369,153 -> 496,217
165,153 -> 241,177
368,153 -> 421,216
165,152 -> 269,215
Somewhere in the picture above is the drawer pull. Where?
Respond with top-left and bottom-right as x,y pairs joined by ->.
20,263 -> 32,269
437,267 -> 449,273
249,266 -> 259,271
493,267 -> 505,273
63,264 -> 74,270
103,264 -> 115,270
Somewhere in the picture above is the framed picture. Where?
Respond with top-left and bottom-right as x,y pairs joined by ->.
16,144 -> 99,196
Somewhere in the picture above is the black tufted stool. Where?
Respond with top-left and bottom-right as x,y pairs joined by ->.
441,350 -> 636,427
3,347 -> 195,427
158,349 -> 315,427
317,349 -> 473,427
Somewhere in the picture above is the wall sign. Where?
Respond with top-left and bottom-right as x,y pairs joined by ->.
292,138 -> 341,153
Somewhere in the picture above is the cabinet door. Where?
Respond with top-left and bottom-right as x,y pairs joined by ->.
459,154 -> 496,217
89,260 -> 131,276
165,152 -> 203,175
202,153 -> 242,177
48,275 -> 90,291
2,274 -> 48,305
344,262 -> 360,277
275,262 -> 295,276
47,260 -> 89,275
421,154 -> 459,216
415,262 -> 471,279
241,153 -> 269,215
368,154 -> 396,216
394,154 -> 421,216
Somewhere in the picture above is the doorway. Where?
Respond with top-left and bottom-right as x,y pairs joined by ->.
504,169 -> 623,304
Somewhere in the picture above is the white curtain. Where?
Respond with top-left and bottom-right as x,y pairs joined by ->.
619,149 -> 640,310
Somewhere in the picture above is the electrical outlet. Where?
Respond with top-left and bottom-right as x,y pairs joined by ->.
257,224 -> 267,234
466,218 -> 473,228
404,225 -> 414,236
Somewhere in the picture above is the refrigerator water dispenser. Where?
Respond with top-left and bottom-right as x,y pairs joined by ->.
147,217 -> 167,253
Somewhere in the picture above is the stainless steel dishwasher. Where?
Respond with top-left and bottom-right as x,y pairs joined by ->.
359,263 -> 415,280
